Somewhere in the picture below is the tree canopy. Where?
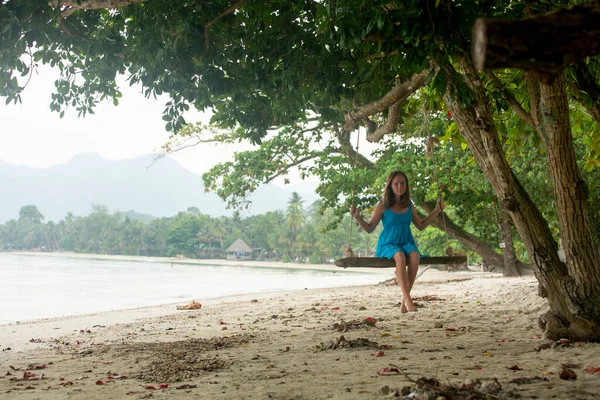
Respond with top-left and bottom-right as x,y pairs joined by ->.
2,0 -> 600,341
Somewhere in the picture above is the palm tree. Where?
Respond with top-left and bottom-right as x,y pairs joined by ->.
285,192 -> 305,259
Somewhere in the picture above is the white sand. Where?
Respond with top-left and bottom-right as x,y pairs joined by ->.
1,256 -> 599,399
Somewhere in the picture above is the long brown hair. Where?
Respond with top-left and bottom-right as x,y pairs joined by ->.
383,170 -> 411,209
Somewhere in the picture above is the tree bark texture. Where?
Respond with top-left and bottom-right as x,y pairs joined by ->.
535,72 -> 600,339
472,5 -> 600,79
439,53 -> 600,341
499,205 -> 520,277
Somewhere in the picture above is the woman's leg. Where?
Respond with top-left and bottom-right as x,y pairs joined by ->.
393,251 -> 416,312
405,251 -> 420,309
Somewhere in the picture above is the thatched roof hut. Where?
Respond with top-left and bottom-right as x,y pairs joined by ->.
224,239 -> 253,260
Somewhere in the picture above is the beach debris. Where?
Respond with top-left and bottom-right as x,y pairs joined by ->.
507,365 -> 523,371
315,335 -> 385,351
250,299 -> 259,303
145,383 -> 169,390
108,375 -> 127,380
23,371 -> 45,380
585,366 -> 600,374
559,366 -> 577,380
176,301 -> 202,310
330,317 -> 379,332
114,334 -> 252,383
377,366 -> 400,376
371,350 -> 385,357
59,381 -> 73,386
395,376 -> 510,399
2,347 -> 11,351
508,376 -> 548,385
176,384 -> 197,389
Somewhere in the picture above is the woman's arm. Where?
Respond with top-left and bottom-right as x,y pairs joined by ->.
412,199 -> 445,231
350,202 -> 384,233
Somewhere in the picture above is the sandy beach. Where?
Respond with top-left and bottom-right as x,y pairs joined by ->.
1,256 -> 599,399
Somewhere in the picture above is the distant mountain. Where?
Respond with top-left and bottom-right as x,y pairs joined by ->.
0,153 -> 320,223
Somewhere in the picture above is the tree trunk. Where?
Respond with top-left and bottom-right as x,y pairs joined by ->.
499,204 -> 520,276
535,72 -> 600,341
417,200 -> 503,267
439,53 -> 600,341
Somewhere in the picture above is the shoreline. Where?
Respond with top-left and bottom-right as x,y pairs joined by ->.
6,250 -> 384,274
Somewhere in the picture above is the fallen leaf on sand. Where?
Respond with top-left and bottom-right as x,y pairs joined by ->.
176,384 -> 197,389
23,371 -> 44,380
145,383 -> 169,390
508,365 -> 523,371
371,350 -> 385,357
377,366 -> 400,376
585,366 -> 600,374
176,301 -> 201,310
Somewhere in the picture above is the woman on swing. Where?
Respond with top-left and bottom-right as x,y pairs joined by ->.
350,170 -> 444,312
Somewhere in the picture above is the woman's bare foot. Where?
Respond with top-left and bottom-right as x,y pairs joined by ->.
404,299 -> 417,312
401,303 -> 408,313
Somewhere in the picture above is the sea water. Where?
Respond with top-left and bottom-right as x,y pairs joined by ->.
0,253 -> 382,324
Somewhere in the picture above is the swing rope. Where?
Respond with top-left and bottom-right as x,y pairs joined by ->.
423,97 -> 450,248
344,130 -> 360,258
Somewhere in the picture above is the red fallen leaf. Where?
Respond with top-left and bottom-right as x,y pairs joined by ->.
585,366 -> 600,374
447,111 -> 452,119
59,381 -> 73,386
96,380 -> 106,385
508,365 -> 523,371
371,350 -> 385,357
497,339 -> 505,343
446,328 -> 458,331
331,307 -> 340,310
23,371 -> 44,380
218,320 -> 228,325
108,375 -> 127,380
145,384 -> 169,390
362,317 -> 376,326
377,367 -> 400,376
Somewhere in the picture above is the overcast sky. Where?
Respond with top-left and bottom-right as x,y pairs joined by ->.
0,66 -> 254,178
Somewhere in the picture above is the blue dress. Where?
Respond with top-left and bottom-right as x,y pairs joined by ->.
375,202 -> 420,259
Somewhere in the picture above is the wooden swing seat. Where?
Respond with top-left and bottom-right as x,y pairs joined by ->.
335,256 -> 467,269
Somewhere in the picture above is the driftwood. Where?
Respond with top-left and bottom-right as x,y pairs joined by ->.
471,4 -> 600,78
335,256 -> 467,269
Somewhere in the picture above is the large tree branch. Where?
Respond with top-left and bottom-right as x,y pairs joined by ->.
344,65 -> 434,131
333,124 -> 374,169
205,0 -> 245,49
485,71 -> 535,130
472,4 -> 600,80
365,100 -> 402,143
264,154 -> 327,184
417,200 -> 504,267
